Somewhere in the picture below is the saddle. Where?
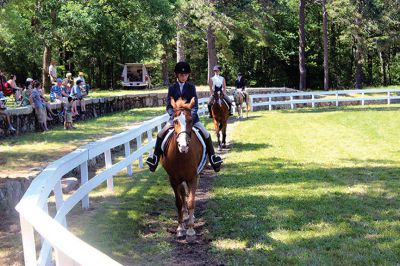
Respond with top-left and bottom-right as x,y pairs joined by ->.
161,126 -> 207,174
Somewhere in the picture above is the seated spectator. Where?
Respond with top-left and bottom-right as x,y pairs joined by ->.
65,72 -> 73,84
77,72 -> 90,95
25,78 -> 33,90
0,70 -> 6,95
0,94 -> 16,132
36,82 -> 57,121
50,78 -> 67,103
20,86 -> 32,107
30,81 -> 48,131
70,79 -> 86,112
5,74 -> 22,102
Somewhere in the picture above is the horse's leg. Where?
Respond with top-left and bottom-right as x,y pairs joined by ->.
222,122 -> 227,148
171,182 -> 185,238
186,178 -> 198,237
181,182 -> 189,220
214,119 -> 221,150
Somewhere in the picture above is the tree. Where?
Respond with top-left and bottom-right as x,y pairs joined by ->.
299,0 -> 307,90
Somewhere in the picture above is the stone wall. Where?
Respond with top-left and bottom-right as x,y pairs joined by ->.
0,87 -> 297,137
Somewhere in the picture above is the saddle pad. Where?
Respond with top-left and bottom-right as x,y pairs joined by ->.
161,127 -> 207,175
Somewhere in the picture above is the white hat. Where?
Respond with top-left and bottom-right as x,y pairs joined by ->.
66,72 -> 72,77
26,78 -> 33,82
213,65 -> 221,71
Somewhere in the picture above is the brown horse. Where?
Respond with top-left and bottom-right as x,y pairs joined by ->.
211,90 -> 229,150
161,97 -> 204,239
232,88 -> 250,119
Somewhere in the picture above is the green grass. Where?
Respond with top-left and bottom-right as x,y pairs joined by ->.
66,104 -> 400,265
0,106 -> 165,177
207,105 -> 400,264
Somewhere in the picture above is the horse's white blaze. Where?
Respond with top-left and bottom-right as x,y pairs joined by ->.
176,113 -> 189,153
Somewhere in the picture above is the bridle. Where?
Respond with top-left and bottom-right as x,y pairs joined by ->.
173,108 -> 193,143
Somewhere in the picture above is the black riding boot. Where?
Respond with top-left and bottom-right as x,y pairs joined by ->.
205,136 -> 223,172
208,104 -> 213,118
146,136 -> 163,172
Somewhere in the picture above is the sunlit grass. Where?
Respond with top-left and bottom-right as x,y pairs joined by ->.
0,106 -> 165,177
207,104 -> 400,264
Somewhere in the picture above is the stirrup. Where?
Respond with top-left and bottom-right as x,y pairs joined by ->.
210,155 -> 223,172
146,154 -> 159,172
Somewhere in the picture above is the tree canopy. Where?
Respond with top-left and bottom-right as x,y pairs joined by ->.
0,0 -> 399,89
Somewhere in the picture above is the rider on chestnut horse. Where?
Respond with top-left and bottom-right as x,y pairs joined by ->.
146,62 -> 223,173
208,65 -> 233,118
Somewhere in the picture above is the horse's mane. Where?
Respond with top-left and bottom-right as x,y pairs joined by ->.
175,97 -> 192,109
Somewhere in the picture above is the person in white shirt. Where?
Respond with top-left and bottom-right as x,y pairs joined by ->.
208,65 -> 233,118
48,60 -> 57,84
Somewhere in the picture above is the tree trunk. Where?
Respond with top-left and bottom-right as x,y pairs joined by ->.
379,50 -> 387,86
176,22 -> 185,62
322,0 -> 329,90
388,47 -> 392,85
299,0 -> 306,90
207,23 -> 218,82
367,51 -> 373,85
161,47 -> 170,86
354,37 -> 363,89
42,44 -> 51,92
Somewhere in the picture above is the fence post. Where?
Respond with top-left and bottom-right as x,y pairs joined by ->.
80,161 -> 89,210
387,91 -> 391,104
269,96 -> 272,111
54,179 -> 67,226
311,94 -> 315,108
336,91 -> 339,107
290,96 -> 294,109
250,96 -> 254,112
20,216 -> 37,266
104,149 -> 113,191
362,92 -> 365,106
124,142 -> 132,176
137,135 -> 143,168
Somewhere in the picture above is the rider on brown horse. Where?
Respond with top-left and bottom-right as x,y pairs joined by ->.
146,62 -> 223,173
208,65 -> 233,118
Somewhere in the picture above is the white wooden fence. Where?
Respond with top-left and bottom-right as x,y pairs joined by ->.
249,88 -> 400,111
16,89 -> 400,266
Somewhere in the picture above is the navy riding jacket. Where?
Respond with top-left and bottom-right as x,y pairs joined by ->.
166,82 -> 199,124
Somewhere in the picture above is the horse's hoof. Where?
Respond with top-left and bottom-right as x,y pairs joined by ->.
218,146 -> 222,151
222,144 -> 226,148
177,230 -> 185,239
186,228 -> 196,237
183,213 -> 190,221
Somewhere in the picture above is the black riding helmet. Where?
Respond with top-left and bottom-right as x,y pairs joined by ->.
174,61 -> 191,74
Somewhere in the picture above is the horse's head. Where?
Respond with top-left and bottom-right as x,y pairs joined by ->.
171,97 -> 195,153
213,90 -> 223,106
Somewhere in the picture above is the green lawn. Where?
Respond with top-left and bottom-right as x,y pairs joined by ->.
0,106 -> 165,178
67,104 -> 400,265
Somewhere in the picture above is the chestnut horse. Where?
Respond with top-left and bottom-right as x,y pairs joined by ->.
161,97 -> 204,239
232,88 -> 250,118
211,90 -> 229,150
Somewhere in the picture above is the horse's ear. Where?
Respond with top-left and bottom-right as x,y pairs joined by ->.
170,97 -> 176,109
189,97 -> 195,108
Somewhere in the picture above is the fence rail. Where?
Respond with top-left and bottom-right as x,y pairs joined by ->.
249,88 -> 400,111
16,90 -> 400,265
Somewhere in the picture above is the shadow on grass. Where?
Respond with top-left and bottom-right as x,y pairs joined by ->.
206,155 -> 400,264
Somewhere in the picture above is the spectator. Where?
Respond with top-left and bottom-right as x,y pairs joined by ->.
25,78 -> 33,90
5,74 -> 22,102
64,72 -> 73,85
64,97 -> 75,130
30,81 -> 48,131
34,80 -> 57,121
78,72 -> 90,95
0,70 -> 6,95
50,78 -> 68,103
20,85 -> 32,107
70,79 -> 86,112
62,79 -> 78,116
0,95 -> 16,132
48,59 -> 57,84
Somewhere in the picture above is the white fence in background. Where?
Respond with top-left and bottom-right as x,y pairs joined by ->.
16,89 -> 400,266
249,88 -> 400,111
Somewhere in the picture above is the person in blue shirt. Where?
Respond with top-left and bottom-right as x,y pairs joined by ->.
146,61 -> 223,173
50,78 -> 67,103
